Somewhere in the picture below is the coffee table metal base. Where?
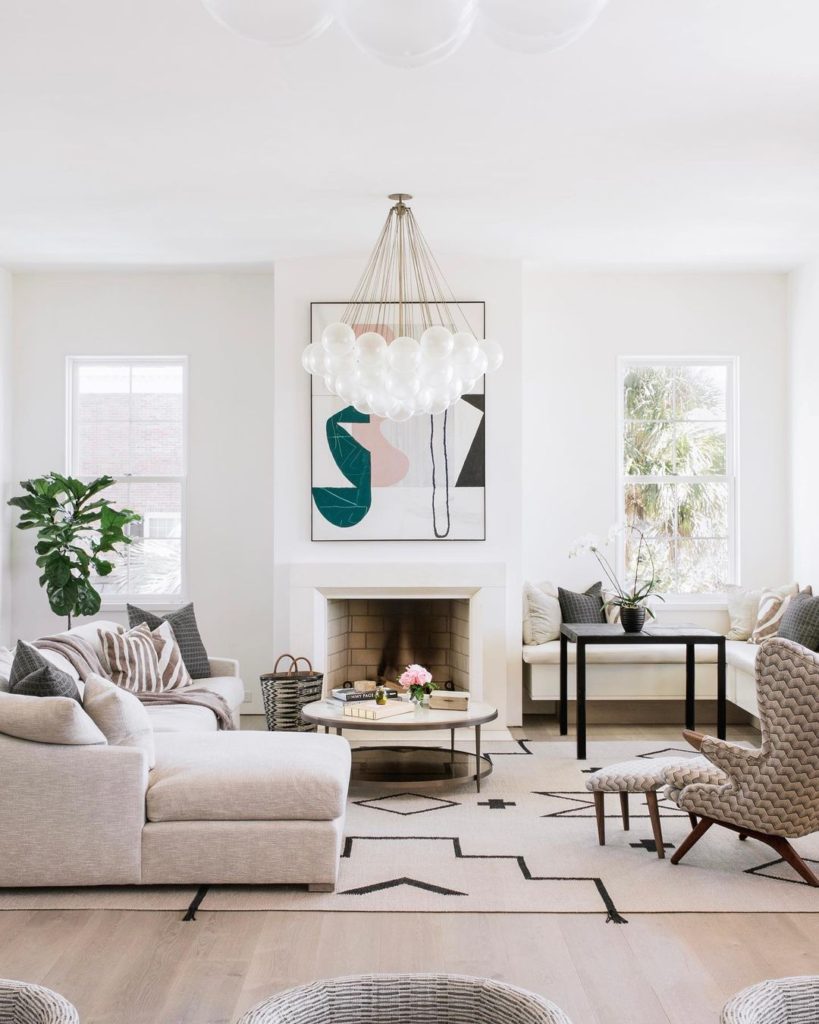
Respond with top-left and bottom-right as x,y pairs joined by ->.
350,746 -> 493,790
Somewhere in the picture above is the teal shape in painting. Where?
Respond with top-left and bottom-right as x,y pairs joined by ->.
313,405 -> 372,527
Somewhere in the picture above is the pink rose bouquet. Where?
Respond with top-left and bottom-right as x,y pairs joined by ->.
398,663 -> 436,703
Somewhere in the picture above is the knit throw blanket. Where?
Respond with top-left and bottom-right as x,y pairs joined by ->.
34,634 -> 235,731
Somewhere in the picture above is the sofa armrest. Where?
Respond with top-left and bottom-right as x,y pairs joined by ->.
209,656 -> 240,677
0,734 -> 148,886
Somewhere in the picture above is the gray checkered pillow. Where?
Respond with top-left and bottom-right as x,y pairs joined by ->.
778,592 -> 819,651
9,641 -> 80,701
127,603 -> 211,679
558,582 -> 605,624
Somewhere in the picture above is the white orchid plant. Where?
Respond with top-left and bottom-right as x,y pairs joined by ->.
569,523 -> 665,618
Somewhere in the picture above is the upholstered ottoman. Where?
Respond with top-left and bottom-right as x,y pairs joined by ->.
0,979 -> 79,1023
721,976 -> 819,1023
585,756 -> 715,859
237,974 -> 574,1023
142,731 -> 351,890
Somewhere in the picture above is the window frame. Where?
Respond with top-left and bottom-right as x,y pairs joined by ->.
615,355 -> 739,596
65,354 -> 189,610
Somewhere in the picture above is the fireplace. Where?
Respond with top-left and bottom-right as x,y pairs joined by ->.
325,597 -> 469,691
286,562 -> 512,730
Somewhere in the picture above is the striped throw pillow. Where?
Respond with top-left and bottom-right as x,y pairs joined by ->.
151,620 -> 192,691
100,624 -> 161,693
751,583 -> 800,645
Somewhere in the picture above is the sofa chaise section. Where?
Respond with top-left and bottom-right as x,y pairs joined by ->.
142,732 -> 350,889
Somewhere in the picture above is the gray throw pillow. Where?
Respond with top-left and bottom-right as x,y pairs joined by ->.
9,641 -> 80,702
778,592 -> 819,651
127,603 -> 211,679
558,582 -> 605,624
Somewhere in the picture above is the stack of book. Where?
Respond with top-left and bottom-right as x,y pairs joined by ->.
429,690 -> 470,711
332,687 -> 399,703
342,700 -> 414,721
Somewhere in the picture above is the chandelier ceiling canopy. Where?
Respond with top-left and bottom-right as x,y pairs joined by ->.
202,0 -> 608,67
301,195 -> 503,421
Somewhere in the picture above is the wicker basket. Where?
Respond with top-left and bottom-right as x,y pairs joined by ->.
260,655 -> 324,733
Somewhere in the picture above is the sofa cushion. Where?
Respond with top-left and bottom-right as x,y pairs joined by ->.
128,603 -> 211,680
10,641 -> 80,702
751,583 -> 800,644
151,620 -> 193,690
725,639 -> 759,675
82,674 -> 156,768
147,732 -> 351,822
186,674 -> 244,713
0,691 -> 107,745
146,704 -> 220,733
725,586 -> 763,641
61,620 -> 124,658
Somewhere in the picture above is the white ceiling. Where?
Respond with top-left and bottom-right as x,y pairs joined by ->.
2,0 -> 819,269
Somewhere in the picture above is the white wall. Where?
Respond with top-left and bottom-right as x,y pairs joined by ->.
273,255 -> 524,723
0,270 -> 12,646
788,261 -> 819,584
10,272 -> 276,706
522,271 -> 791,592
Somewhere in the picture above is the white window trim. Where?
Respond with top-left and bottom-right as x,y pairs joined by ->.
615,354 -> 740,598
65,355 -> 189,609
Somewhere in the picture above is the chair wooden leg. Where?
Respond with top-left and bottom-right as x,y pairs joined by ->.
645,791 -> 665,859
593,791 -> 605,846
670,816 -> 714,865
738,832 -> 748,841
619,792 -> 629,831
689,813 -> 698,829
766,835 -> 819,887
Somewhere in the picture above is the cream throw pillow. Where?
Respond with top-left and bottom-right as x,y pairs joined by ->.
0,691 -> 106,745
725,586 -> 763,641
751,583 -> 800,645
82,673 -> 155,768
523,582 -> 562,644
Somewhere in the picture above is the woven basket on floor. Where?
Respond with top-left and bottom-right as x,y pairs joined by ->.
260,655 -> 324,733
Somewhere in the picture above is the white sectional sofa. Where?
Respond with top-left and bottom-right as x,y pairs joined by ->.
0,620 -> 351,891
523,606 -> 761,719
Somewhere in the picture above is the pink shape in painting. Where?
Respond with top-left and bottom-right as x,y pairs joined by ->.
350,417 -> 410,486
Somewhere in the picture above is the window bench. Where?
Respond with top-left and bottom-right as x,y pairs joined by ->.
523,638 -> 760,718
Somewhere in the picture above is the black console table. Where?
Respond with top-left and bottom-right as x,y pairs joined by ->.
559,623 -> 727,760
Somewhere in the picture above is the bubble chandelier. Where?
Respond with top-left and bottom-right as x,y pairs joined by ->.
301,194 -> 503,422
201,0 -> 608,68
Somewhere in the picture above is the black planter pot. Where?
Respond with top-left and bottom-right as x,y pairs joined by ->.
620,605 -> 647,633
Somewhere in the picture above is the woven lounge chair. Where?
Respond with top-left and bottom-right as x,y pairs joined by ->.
236,973 -> 573,1023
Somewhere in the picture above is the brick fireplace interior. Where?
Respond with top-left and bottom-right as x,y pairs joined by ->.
325,597 -> 470,692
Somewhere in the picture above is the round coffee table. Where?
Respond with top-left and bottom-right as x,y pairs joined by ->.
301,699 -> 499,791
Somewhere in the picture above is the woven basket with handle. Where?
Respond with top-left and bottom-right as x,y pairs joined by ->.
259,655 -> 324,732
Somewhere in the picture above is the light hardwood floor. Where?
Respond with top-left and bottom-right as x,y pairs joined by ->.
2,720 -> 816,1024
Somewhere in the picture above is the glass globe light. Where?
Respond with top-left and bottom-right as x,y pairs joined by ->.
387,336 -> 421,372
479,0 -> 608,54
332,0 -> 476,67
301,343 -> 325,374
355,331 -> 388,365
202,0 -> 333,45
420,325 -> 454,359
479,338 -> 504,372
321,321 -> 356,357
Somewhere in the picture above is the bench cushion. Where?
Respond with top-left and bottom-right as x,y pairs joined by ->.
147,732 -> 351,822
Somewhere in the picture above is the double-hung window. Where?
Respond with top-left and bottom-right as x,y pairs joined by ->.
618,357 -> 737,593
66,357 -> 187,605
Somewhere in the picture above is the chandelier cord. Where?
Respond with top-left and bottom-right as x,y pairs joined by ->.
430,410 -> 452,539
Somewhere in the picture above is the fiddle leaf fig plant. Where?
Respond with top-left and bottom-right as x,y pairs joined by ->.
8,473 -> 140,629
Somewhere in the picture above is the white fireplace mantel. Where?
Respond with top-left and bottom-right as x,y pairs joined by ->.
287,562 -> 512,734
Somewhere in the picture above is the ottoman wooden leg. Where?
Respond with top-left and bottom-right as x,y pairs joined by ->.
646,791 -> 665,859
619,792 -> 630,831
689,813 -> 698,829
594,791 -> 605,846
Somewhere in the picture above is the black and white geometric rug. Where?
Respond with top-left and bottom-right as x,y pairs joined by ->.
3,740 -> 818,920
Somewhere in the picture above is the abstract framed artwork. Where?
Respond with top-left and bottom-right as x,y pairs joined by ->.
310,301 -> 486,541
